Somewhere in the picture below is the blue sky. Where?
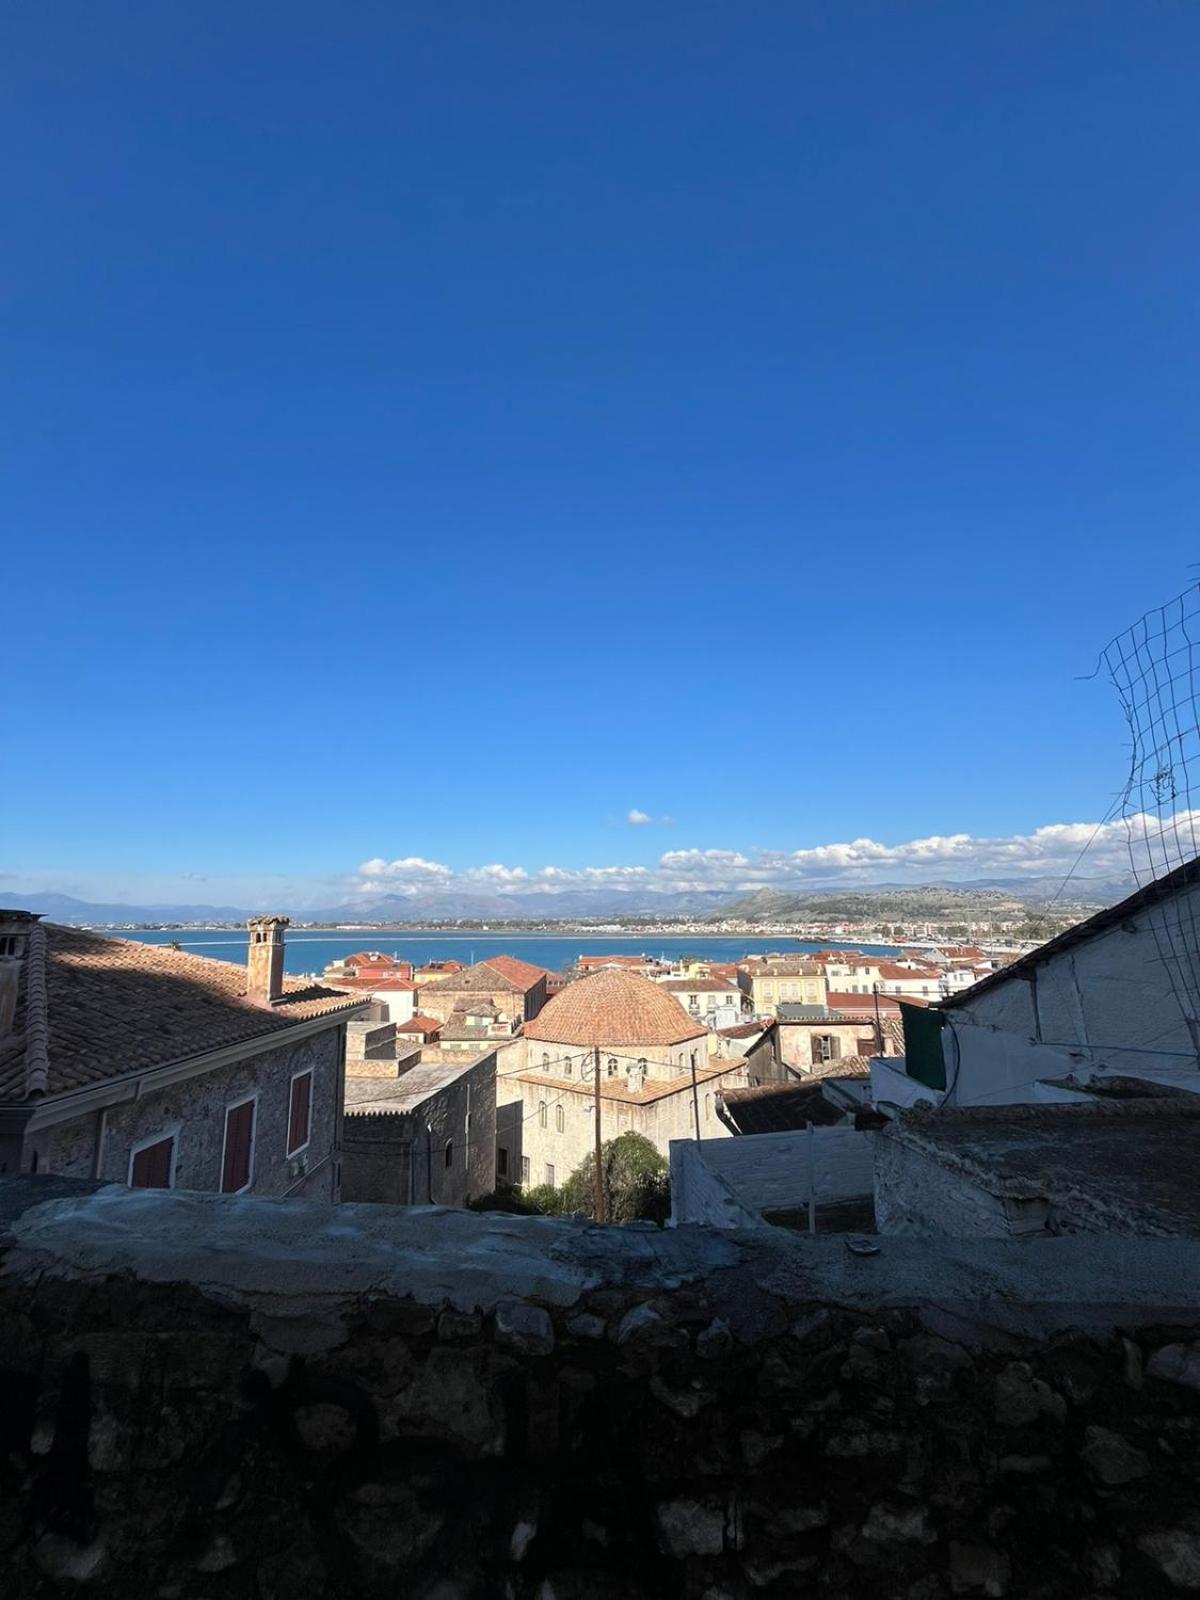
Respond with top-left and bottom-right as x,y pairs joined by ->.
5,2 -> 1200,907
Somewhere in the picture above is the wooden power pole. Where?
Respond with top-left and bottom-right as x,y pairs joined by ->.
592,1044 -> 606,1223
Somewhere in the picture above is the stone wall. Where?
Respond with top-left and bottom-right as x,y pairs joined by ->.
37,1029 -> 344,1202
5,1178 -> 1200,1597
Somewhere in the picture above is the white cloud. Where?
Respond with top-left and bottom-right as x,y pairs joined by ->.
627,809 -> 652,826
14,811 -> 1189,913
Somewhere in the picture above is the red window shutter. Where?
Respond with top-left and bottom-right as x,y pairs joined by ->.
222,1101 -> 255,1193
131,1136 -> 174,1190
288,1073 -> 312,1154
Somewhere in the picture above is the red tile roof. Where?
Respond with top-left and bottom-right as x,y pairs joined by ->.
524,969 -> 708,1048
0,924 -> 365,1103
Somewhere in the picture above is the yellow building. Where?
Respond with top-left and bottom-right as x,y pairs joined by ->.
739,959 -> 827,1017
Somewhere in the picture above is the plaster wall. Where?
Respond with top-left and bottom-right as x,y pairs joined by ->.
684,1126 -> 876,1218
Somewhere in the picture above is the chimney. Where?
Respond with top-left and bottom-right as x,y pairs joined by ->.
0,911 -> 42,1037
246,915 -> 289,1003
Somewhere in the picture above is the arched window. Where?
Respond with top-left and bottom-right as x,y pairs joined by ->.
444,1139 -> 454,1169
555,1105 -> 564,1133
637,1057 -> 647,1074
538,1102 -> 547,1128
542,1052 -> 550,1070
607,1056 -> 618,1077
563,1055 -> 573,1077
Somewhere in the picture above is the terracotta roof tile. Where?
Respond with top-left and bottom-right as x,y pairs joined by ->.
524,969 -> 708,1047
0,925 -> 365,1103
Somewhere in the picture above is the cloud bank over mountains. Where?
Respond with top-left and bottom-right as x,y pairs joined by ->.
9,814 -> 1188,917
352,814 -> 1173,905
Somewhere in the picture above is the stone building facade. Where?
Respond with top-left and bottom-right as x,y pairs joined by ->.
503,969 -> 750,1189
342,1048 -> 496,1207
0,911 -> 364,1198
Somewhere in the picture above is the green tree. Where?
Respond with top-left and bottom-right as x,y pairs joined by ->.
559,1131 -> 670,1225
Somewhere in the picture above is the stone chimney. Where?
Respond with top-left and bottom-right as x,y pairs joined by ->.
246,915 -> 289,1004
0,911 -> 42,1037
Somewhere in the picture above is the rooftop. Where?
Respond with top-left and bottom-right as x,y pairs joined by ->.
0,923 -> 364,1103
720,1080 -> 850,1133
517,1058 -> 748,1106
427,955 -> 550,995
524,968 -> 708,1048
344,1053 -> 492,1116
885,1099 -> 1200,1235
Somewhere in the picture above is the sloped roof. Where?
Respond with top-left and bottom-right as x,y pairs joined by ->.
0,924 -> 364,1103
524,968 -> 708,1047
426,954 -> 549,996
721,1080 -> 848,1134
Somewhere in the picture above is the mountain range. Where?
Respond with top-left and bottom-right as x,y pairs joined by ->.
4,873 -> 1134,926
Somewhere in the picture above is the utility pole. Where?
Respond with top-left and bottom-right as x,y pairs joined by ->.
689,1049 -> 702,1143
592,1044 -> 606,1223
872,983 -> 885,1058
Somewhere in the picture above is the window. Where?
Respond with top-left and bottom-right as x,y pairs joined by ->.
287,1070 -> 312,1156
129,1134 -> 176,1190
607,1057 -> 617,1077
555,1105 -> 564,1133
637,1057 -> 647,1074
812,1035 -> 842,1065
444,1139 -> 454,1169
563,1055 -> 573,1077
498,1147 -> 509,1178
221,1098 -> 256,1194
521,1156 -> 530,1184
542,1052 -> 550,1070
545,1163 -> 555,1187
538,1101 -> 547,1128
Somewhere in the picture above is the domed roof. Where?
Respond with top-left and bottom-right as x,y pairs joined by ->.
523,969 -> 709,1048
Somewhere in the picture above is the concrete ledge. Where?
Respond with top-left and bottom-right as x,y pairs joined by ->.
4,1177 -> 1200,1339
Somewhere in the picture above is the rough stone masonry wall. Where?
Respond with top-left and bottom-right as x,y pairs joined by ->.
6,1179 -> 1200,1598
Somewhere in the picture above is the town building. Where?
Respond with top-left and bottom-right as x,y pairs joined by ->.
871,855 -> 1200,1113
736,959 -> 827,1017
412,958 -> 466,987
713,1019 -> 785,1083
0,912 -> 366,1198
574,953 -> 668,978
416,955 -> 551,1029
655,976 -> 744,1028
341,1047 -> 496,1207
500,969 -> 750,1189
775,1004 -> 899,1074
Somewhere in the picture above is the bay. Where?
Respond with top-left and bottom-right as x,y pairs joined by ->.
111,928 -> 903,978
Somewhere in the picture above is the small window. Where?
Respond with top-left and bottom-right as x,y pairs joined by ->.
221,1099 -> 256,1194
555,1105 -> 564,1133
444,1139 -> 454,1169
545,1163 -> 555,1187
637,1057 -> 647,1073
607,1056 -> 617,1077
498,1146 -> 509,1178
521,1156 -> 530,1183
287,1071 -> 312,1156
538,1101 -> 547,1128
130,1134 -> 175,1189
563,1055 -> 573,1077
542,1052 -> 550,1070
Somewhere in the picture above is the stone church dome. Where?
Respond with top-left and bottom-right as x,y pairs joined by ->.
523,968 -> 708,1048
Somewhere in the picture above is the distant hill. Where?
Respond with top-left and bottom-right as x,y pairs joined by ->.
5,872 -> 1133,927
708,877 -> 1125,924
